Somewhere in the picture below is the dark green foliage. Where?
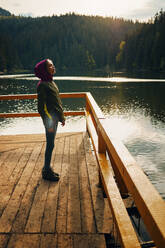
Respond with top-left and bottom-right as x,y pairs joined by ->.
0,12 -> 140,73
0,9 -> 164,74
116,9 -> 165,72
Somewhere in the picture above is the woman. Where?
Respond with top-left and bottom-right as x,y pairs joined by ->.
34,59 -> 65,181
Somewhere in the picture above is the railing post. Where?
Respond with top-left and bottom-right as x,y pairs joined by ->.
107,149 -> 129,196
98,128 -> 106,154
85,97 -> 90,134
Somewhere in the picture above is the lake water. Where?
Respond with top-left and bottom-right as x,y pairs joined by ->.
0,74 -> 165,199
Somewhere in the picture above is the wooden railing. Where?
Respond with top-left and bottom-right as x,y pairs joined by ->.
0,92 -> 165,248
0,93 -> 86,118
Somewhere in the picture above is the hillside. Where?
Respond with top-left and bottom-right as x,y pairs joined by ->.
0,7 -> 11,16
0,12 -> 141,74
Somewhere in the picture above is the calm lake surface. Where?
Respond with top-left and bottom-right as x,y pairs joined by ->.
0,74 -> 165,199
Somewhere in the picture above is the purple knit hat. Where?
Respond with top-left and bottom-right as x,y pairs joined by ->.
34,59 -> 53,82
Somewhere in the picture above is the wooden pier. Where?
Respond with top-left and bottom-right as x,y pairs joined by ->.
0,132 -> 112,248
0,92 -> 165,248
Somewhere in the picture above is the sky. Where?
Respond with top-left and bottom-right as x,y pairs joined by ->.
0,0 -> 165,22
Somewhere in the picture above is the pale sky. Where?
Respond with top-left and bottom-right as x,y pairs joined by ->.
0,0 -> 165,21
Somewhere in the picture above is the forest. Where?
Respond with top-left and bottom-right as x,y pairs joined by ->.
0,8 -> 165,74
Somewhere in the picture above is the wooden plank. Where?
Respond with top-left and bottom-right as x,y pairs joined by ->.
0,184 -> 14,217
0,151 -> 10,167
77,133 -> 96,233
57,234 -> 73,248
0,143 -> 43,233
0,143 -> 31,216
87,112 -> 128,195
9,143 -> 35,184
0,234 -> 9,248
86,93 -> 105,128
25,180 -> 50,233
0,92 -> 86,101
73,234 -> 107,248
60,92 -> 86,99
7,234 -> 40,248
0,133 -> 45,143
73,234 -> 89,248
86,93 -> 104,119
0,94 -> 37,100
0,113 -> 40,118
88,234 -> 107,248
0,143 -> 28,153
12,144 -> 45,232
74,234 -> 106,248
40,234 -> 57,248
67,133 -> 81,233
83,133 -> 113,234
0,147 -> 25,182
55,136 -> 69,233
42,136 -> 65,233
0,111 -> 85,118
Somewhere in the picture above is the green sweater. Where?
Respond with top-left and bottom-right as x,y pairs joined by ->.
37,81 -> 65,123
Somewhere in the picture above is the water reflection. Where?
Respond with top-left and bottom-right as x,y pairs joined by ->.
0,75 -> 165,199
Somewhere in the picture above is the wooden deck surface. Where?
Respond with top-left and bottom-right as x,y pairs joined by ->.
0,132 -> 112,248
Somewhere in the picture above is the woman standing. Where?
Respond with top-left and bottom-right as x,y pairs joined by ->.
34,59 -> 65,181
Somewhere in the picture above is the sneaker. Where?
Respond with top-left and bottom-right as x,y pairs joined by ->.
42,168 -> 60,182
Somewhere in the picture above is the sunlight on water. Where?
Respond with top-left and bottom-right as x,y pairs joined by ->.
0,116 -> 86,135
104,112 -> 165,198
4,74 -> 165,83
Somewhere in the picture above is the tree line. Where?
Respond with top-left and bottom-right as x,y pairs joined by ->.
116,9 -> 165,72
0,9 -> 164,74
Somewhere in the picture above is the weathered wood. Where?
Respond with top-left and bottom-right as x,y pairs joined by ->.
0,143 -> 43,233
40,234 -> 57,248
67,133 -> 81,233
77,133 -> 96,233
55,136 -> 69,233
24,180 -> 49,233
98,129 -> 106,154
9,143 -> 35,184
0,111 -> 85,118
0,147 -> 24,182
83,132 -> 113,234
57,234 -> 73,248
42,136 -> 65,233
0,234 -> 9,248
7,234 -> 40,248
0,92 -> 86,101
0,94 -> 37,100
86,93 -> 104,120
0,145 -> 35,220
88,234 -> 107,248
73,234 -> 107,248
73,234 -> 90,248
0,151 -> 10,167
60,92 -> 86,99
12,144 -> 45,233
0,132 -> 109,247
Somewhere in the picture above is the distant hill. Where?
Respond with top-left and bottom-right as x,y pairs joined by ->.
0,7 -> 11,16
